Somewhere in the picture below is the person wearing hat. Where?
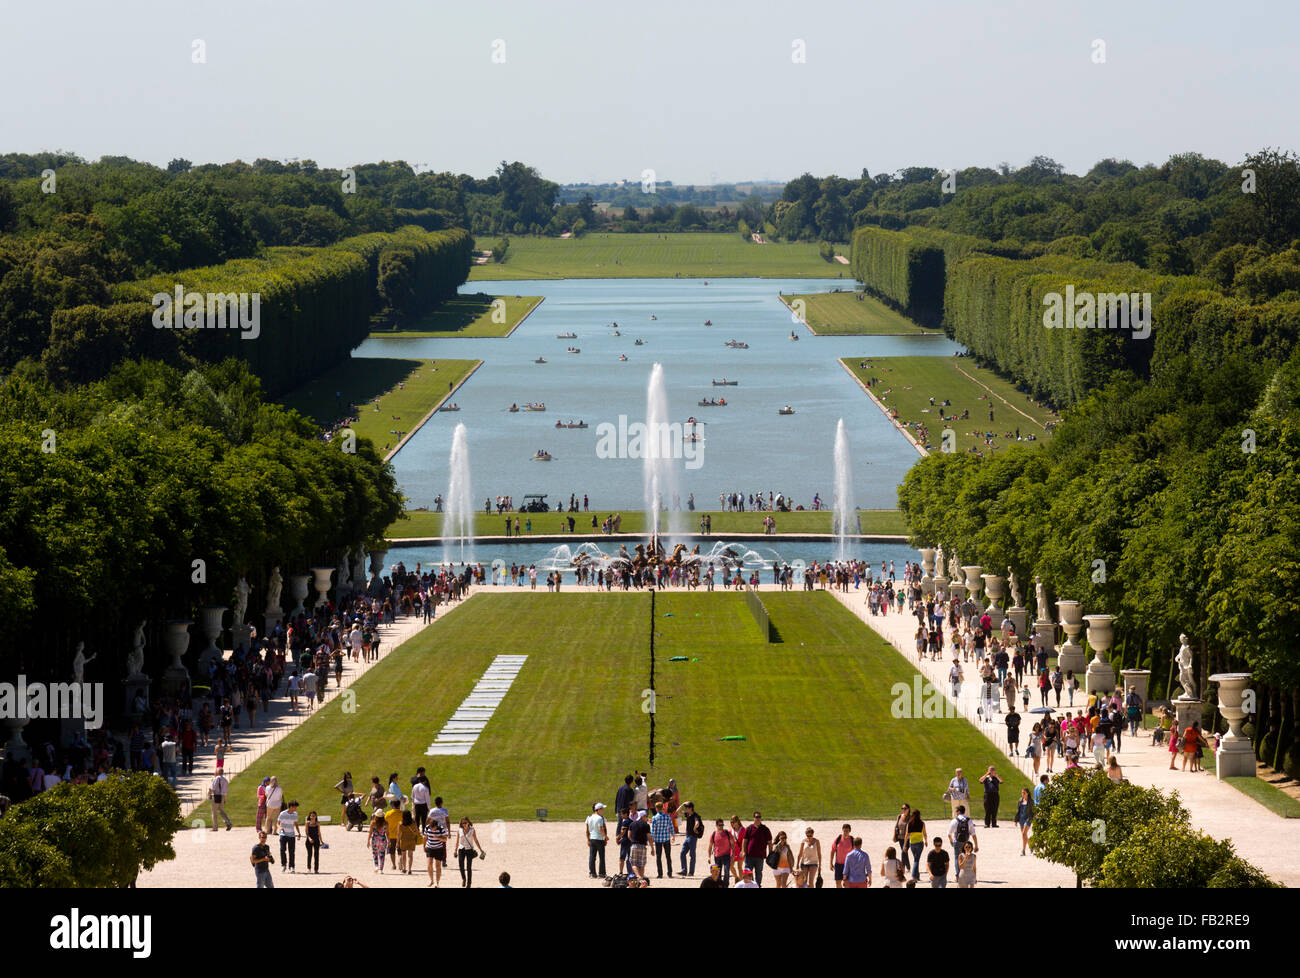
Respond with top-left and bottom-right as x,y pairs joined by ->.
735,867 -> 759,888
256,777 -> 270,833
586,802 -> 608,878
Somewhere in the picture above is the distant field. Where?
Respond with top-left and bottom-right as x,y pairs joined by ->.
782,291 -> 934,335
469,233 -> 852,280
842,356 -> 1058,456
387,508 -> 908,538
372,293 -> 542,338
280,358 -> 479,457
213,591 -> 1026,823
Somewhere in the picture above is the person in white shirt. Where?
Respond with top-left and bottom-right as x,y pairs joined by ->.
734,868 -> 759,888
287,672 -> 300,709
586,802 -> 609,878
277,801 -> 301,872
411,776 -> 431,827
947,805 -> 978,854
210,772 -> 232,830
264,775 -> 284,831
349,625 -> 363,661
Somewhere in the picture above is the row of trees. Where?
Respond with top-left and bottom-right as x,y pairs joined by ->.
0,357 -> 404,689
36,227 -> 470,396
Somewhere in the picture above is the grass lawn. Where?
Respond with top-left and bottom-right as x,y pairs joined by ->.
279,357 -> 479,457
1223,775 -> 1300,818
387,508 -> 908,539
782,291 -> 933,335
469,233 -> 852,281
842,356 -> 1060,456
212,591 -> 1026,823
370,293 -> 543,338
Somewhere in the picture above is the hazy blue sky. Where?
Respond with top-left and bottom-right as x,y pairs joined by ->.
2,0 -> 1296,184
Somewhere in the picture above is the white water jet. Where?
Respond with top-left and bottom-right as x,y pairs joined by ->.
832,418 -> 857,561
445,422 -> 474,565
643,363 -> 681,544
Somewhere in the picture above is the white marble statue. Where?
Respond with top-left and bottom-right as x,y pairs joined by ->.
266,566 -> 283,613
233,575 -> 251,626
72,641 -> 97,684
126,621 -> 147,678
1008,568 -> 1021,608
1036,577 -> 1049,620
935,549 -> 946,579
1176,633 -> 1197,700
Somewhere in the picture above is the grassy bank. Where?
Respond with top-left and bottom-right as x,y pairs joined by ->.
280,357 -> 480,457
842,356 -> 1059,456
371,293 -> 543,338
387,508 -> 908,539
469,233 -> 851,281
782,291 -> 934,335
215,591 -> 1026,822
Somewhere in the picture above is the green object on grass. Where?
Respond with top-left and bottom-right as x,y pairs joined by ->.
663,613 -> 674,617
720,735 -> 747,741
669,656 -> 688,662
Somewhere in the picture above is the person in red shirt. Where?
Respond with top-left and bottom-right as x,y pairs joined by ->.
829,823 -> 855,887
179,721 -> 197,776
742,812 -> 773,886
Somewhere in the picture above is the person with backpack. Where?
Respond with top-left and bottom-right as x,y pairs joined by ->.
948,804 -> 978,857
678,801 -> 703,877
708,819 -> 733,887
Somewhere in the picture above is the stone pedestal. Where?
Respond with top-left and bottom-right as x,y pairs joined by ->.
1083,614 -> 1116,694
1120,669 -> 1151,712
948,579 -> 967,602
231,623 -> 254,654
1032,620 -> 1055,659
1056,600 -> 1086,674
288,574 -> 311,617
351,546 -> 369,590
310,566 -> 335,611
123,676 -> 151,720
369,549 -> 389,578
198,606 -> 226,677
1006,607 -> 1028,637
1173,697 -> 1203,737
1209,672 -> 1255,779
933,574 -> 949,603
3,717 -> 31,761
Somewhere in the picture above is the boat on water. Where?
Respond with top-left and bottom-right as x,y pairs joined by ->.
725,340 -> 749,349
790,331 -> 800,341
525,402 -> 546,411
556,331 -> 577,339
778,405 -> 796,415
712,379 -> 738,386
613,330 -> 621,336
618,354 -> 628,361
566,347 -> 581,354
534,357 -> 547,364
650,315 -> 657,320
684,433 -> 704,443
555,420 -> 588,429
508,404 -> 519,413
532,450 -> 553,461
634,338 -> 644,346
704,319 -> 712,325
440,403 -> 460,412
698,398 -> 728,407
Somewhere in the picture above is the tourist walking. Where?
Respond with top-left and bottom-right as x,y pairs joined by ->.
277,800 -> 300,873
366,810 -> 388,874
255,777 -> 269,833
956,840 -> 978,888
770,830 -> 795,888
979,766 -> 1003,828
586,802 -> 609,878
650,802 -> 674,878
796,826 -> 821,888
881,847 -> 905,887
627,809 -> 651,881
1016,787 -> 1034,856
944,768 -> 970,819
948,804 -> 978,857
264,776 -> 284,831
741,811 -> 773,886
304,810 -> 322,873
842,837 -> 872,888
251,831 -> 275,887
210,771 -> 233,831
397,810 -> 420,874
678,801 -> 702,876
455,817 -> 486,887
926,838 -> 950,888
830,822 -> 855,887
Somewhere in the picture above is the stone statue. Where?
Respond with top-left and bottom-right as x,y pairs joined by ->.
1008,568 -> 1021,608
72,641 -> 96,684
935,549 -> 946,579
352,547 -> 367,583
1176,633 -> 1197,700
266,566 -> 283,613
336,554 -> 350,588
126,621 -> 147,678
1035,577 -> 1049,620
233,576 -> 251,626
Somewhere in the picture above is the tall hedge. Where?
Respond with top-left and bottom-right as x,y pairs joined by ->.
71,227 -> 473,398
850,226 -> 945,326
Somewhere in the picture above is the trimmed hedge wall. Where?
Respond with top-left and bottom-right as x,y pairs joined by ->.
850,226 -> 945,326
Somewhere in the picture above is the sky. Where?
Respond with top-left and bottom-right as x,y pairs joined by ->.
2,0 -> 1297,185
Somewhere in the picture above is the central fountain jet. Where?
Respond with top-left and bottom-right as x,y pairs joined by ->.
445,422 -> 474,566
643,362 -> 681,549
832,418 -> 857,562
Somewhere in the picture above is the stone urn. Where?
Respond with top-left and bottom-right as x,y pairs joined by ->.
310,566 -> 335,610
1083,614 -> 1116,694
197,606 -> 226,676
920,548 -> 936,578
160,619 -> 193,699
3,717 -> 31,761
288,574 -> 312,617
1056,600 -> 1085,674
369,549 -> 389,592
1210,672 -> 1255,779
981,574 -> 1005,616
961,566 -> 984,605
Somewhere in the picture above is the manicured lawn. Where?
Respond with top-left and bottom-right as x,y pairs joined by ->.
279,358 -> 479,457
842,356 -> 1059,456
1223,775 -> 1300,818
387,508 -> 908,538
782,291 -> 933,335
371,293 -> 543,338
212,591 -> 1026,823
468,233 -> 852,281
